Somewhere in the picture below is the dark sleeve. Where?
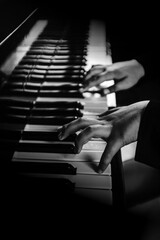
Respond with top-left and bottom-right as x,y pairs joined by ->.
135,100 -> 160,169
135,48 -> 160,82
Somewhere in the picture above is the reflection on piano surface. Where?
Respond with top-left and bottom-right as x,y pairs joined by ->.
0,8 -> 125,212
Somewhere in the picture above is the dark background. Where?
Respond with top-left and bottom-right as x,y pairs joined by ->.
1,1 -> 160,239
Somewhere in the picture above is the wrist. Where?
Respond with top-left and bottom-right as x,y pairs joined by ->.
132,59 -> 145,78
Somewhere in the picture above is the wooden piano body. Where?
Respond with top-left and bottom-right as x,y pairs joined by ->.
0,8 -> 126,216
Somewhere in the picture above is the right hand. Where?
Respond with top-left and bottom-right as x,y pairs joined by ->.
83,59 -> 145,94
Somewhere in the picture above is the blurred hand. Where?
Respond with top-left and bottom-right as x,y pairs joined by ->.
82,59 -> 145,94
58,100 -> 149,173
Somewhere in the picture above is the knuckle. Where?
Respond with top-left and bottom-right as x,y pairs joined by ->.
86,125 -> 93,134
77,117 -> 84,124
114,69 -> 121,77
112,125 -> 124,144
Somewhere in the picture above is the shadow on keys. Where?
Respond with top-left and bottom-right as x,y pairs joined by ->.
122,159 -> 160,240
4,162 -> 158,240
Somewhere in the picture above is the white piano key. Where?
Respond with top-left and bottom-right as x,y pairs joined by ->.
82,141 -> 106,151
85,20 -> 111,70
13,150 -> 105,163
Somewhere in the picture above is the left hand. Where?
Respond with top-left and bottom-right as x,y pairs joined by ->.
58,101 -> 149,173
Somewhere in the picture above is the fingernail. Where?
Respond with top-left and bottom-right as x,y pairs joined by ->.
74,146 -> 79,154
83,87 -> 89,92
58,132 -> 64,140
104,88 -> 110,95
97,169 -> 103,174
57,126 -> 63,132
74,142 -> 81,154
79,87 -> 84,93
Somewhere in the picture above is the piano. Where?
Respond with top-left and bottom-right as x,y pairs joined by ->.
0,7 -> 126,215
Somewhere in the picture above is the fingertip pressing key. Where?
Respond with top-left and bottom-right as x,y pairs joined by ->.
79,87 -> 85,93
97,168 -> 104,174
58,132 -> 63,140
97,162 -> 106,174
57,126 -> 65,140
57,126 -> 63,132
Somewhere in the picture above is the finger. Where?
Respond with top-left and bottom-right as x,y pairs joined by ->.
106,77 -> 131,93
104,84 -> 116,94
85,65 -> 106,80
58,117 -> 100,140
91,64 -> 104,68
98,107 -> 120,118
83,71 -> 115,92
97,137 -> 122,173
75,124 -> 112,153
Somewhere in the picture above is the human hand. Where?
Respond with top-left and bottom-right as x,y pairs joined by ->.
82,59 -> 145,94
58,101 -> 149,173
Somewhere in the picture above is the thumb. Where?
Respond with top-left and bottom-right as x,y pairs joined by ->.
97,137 -> 122,173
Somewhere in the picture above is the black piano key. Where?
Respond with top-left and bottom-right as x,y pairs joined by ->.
0,129 -> 22,140
31,108 -> 83,117
0,114 -> 28,124
22,131 -> 77,141
54,52 -> 87,57
33,39 -> 87,45
52,59 -> 87,65
21,58 -> 86,66
0,140 -> 19,154
0,98 -> 34,108
15,65 -> 85,75
35,101 -> 84,109
29,46 -> 87,53
0,106 -> 31,115
3,89 -> 39,97
13,68 -> 46,75
20,58 -> 49,65
3,82 -> 24,89
46,72 -> 84,78
28,115 -> 78,125
12,68 -> 32,75
45,74 -> 84,80
11,161 -> 77,175
26,50 -> 56,55
24,55 -> 53,60
17,141 -> 76,154
12,175 -> 75,194
0,136 -> 76,154
41,83 -> 82,90
39,90 -> 83,98
26,53 -> 86,60
46,69 -> 84,75
35,65 -> 85,71
1,113 -> 78,125
33,39 -> 68,44
9,74 -> 27,82
44,75 -> 83,83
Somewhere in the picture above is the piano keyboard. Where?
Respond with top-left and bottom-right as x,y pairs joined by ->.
0,13 -> 124,208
